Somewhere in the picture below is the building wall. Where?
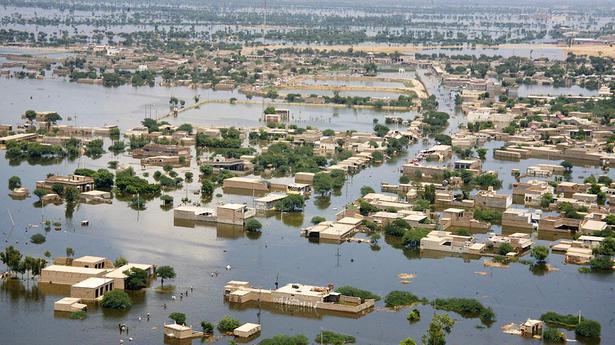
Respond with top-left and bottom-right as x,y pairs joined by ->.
40,270 -> 106,285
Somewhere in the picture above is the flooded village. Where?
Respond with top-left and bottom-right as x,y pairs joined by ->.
0,1 -> 614,345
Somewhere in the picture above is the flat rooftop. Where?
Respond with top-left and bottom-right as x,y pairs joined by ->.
235,323 -> 261,332
218,203 -> 247,210
73,256 -> 106,263
72,277 -> 113,289
276,283 -> 329,297
42,265 -> 107,274
255,193 -> 287,202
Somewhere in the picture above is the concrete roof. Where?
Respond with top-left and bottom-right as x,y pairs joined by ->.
218,203 -> 247,210
72,277 -> 113,289
55,297 -> 82,305
165,323 -> 191,331
235,323 -> 261,332
582,220 -> 607,231
255,193 -> 287,202
276,283 -> 328,297
42,265 -> 107,274
74,256 -> 106,263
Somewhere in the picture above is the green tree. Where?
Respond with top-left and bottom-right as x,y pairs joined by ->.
497,243 -> 514,255
8,176 -> 21,190
201,180 -> 215,198
201,321 -> 214,334
422,314 -> 455,345
311,216 -> 326,224
114,257 -> 128,267
123,267 -> 148,290
374,124 -> 390,137
575,320 -> 601,338
93,169 -> 114,190
51,183 -> 64,196
217,316 -> 240,333
400,338 -> 417,345
64,186 -> 80,204
24,109 -> 37,121
542,328 -> 566,343
199,164 -> 214,177
313,173 -> 333,196
30,233 -> 46,244
169,312 -> 186,325
360,186 -> 375,197
560,160 -> 573,172
0,246 -> 22,273
101,290 -> 132,309
245,219 -> 263,232
65,247 -> 75,257
531,245 -> 549,263
264,106 -> 276,114
275,194 -> 305,212
156,265 -> 176,287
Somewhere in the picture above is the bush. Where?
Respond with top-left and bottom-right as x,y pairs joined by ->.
473,208 -> 502,224
314,330 -> 356,344
101,291 -> 132,310
575,320 -> 601,338
497,243 -> 514,255
335,286 -> 381,301
245,219 -> 263,232
30,233 -> 46,244
542,328 -> 566,343
259,334 -> 309,345
70,310 -> 87,320
589,256 -> 614,271
217,316 -> 240,333
433,298 -> 495,324
384,291 -> 421,308
540,312 -> 581,328
169,312 -> 186,325
360,186 -> 375,197
200,321 -> 214,334
123,267 -> 148,290
400,338 -> 416,345
407,309 -> 421,322
311,216 -> 326,224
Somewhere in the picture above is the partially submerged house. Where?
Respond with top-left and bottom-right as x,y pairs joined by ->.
163,323 -> 204,340
36,175 -> 94,193
224,281 -> 375,315
419,231 -> 485,254
474,187 -> 512,209
440,208 -> 491,231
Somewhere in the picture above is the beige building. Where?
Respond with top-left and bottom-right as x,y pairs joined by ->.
70,277 -> 114,301
234,323 -> 261,338
163,323 -> 204,339
36,175 -> 94,193
440,208 -> 491,231
502,208 -> 536,231
40,265 -> 108,285
216,203 -> 256,225
474,187 -> 512,209
223,177 -> 269,192
72,256 -> 113,269
53,297 -> 87,312
224,281 -> 375,315
420,231 -> 485,254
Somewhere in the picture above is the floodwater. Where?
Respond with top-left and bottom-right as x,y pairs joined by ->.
515,84 -> 599,98
1,68 -> 614,345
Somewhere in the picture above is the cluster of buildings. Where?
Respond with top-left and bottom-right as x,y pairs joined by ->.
42,256 -> 153,312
